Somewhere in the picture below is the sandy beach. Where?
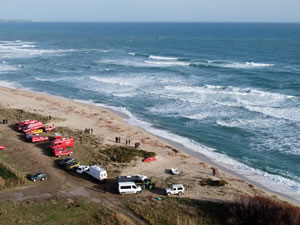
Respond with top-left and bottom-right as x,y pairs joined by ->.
0,86 -> 297,206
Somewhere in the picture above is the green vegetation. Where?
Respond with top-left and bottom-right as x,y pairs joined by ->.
53,127 -> 156,172
227,196 -> 300,225
122,196 -> 227,225
0,161 -> 25,190
103,146 -> 156,163
0,198 -> 135,225
0,107 -> 54,124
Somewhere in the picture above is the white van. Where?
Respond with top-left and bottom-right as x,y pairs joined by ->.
118,182 -> 142,195
86,165 -> 107,181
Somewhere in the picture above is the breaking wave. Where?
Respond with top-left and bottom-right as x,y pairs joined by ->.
148,55 -> 178,60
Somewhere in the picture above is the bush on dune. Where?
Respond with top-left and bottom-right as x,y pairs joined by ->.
227,196 -> 300,225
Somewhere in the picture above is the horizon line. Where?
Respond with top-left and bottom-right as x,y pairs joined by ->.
1,19 -> 300,24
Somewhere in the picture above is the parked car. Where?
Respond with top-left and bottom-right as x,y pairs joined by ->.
76,165 -> 90,174
165,184 -> 185,196
53,148 -> 73,157
118,182 -> 142,195
65,160 -> 80,170
29,172 -> 46,182
59,157 -> 75,167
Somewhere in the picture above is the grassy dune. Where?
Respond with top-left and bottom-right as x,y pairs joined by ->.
0,199 -> 135,225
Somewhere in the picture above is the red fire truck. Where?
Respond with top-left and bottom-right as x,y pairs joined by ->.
50,137 -> 74,150
16,120 -> 38,131
22,121 -> 44,133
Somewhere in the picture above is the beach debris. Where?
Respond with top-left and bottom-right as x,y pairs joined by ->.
170,168 -> 180,175
143,157 -> 156,162
200,177 -> 227,186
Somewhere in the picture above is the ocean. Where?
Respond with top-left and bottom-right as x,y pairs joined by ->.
0,22 -> 299,201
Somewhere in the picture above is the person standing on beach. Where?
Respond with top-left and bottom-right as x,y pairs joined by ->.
212,167 -> 216,176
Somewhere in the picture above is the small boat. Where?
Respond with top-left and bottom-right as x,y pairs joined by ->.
171,168 -> 180,175
0,145 -> 6,150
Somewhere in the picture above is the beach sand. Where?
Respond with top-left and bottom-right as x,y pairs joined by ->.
0,86 -> 296,205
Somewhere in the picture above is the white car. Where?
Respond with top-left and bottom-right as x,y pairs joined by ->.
76,165 -> 90,174
165,184 -> 185,196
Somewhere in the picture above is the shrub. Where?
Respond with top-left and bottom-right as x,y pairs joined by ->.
227,196 -> 300,225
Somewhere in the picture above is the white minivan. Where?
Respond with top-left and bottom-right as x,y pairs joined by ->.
86,165 -> 107,181
118,182 -> 142,195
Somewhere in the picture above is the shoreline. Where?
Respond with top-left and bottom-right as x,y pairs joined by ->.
0,85 -> 299,205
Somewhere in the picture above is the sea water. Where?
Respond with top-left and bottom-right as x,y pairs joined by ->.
0,22 -> 299,201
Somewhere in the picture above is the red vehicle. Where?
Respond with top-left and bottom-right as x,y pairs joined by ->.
22,121 -> 44,133
16,120 -> 38,131
32,135 -> 49,143
43,124 -> 55,132
50,137 -> 74,150
0,145 -> 6,150
53,148 -> 73,157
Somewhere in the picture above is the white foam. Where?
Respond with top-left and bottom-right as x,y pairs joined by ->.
97,59 -> 149,68
244,105 -> 300,122
34,77 -> 69,82
128,52 -> 135,56
89,76 -> 133,86
149,55 -> 178,60
223,62 -> 274,69
0,40 -> 74,58
0,63 -> 18,72
193,60 -> 274,69
144,60 -> 190,66
164,85 -> 294,101
0,80 -> 21,88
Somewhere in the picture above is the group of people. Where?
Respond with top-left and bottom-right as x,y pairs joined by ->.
2,119 -> 8,124
84,128 -> 93,134
115,137 -> 132,146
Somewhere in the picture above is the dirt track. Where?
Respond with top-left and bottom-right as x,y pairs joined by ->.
0,123 -> 150,225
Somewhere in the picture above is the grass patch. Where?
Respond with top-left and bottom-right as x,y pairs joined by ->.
103,146 -> 156,163
52,127 -> 156,175
0,161 -> 26,190
0,198 -> 135,225
0,107 -> 55,124
122,196 -> 227,225
226,196 -> 300,225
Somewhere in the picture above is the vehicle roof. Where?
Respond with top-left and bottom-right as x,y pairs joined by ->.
34,172 -> 45,175
90,165 -> 106,171
171,184 -> 184,188
118,182 -> 136,186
